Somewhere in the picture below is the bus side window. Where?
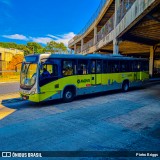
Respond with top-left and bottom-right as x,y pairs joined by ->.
78,60 -> 89,75
62,60 -> 74,76
133,61 -> 141,72
114,61 -> 120,73
39,64 -> 51,81
47,64 -> 53,74
39,60 -> 60,86
141,61 -> 149,71
51,64 -> 58,77
108,61 -> 120,73
120,61 -> 130,72
45,64 -> 58,77
96,60 -> 102,73
108,61 -> 111,73
91,60 -> 96,74
103,60 -> 108,73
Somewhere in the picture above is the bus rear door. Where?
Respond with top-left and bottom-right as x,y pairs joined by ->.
90,60 -> 96,85
134,61 -> 141,81
96,60 -> 102,85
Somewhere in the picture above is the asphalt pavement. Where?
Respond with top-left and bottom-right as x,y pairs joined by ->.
0,82 -> 160,160
0,82 -> 19,94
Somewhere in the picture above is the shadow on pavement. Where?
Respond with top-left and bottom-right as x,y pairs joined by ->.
1,81 -> 160,110
0,88 -> 142,109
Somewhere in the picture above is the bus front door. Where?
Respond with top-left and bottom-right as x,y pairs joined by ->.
90,60 -> 102,86
91,60 -> 96,86
96,60 -> 102,85
134,62 -> 141,81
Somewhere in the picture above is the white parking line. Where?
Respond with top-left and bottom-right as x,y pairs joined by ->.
0,81 -> 19,84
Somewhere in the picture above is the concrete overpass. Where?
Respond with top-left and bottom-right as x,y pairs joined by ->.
68,0 -> 160,77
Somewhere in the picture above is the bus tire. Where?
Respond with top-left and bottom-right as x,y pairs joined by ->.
63,88 -> 74,103
122,81 -> 129,92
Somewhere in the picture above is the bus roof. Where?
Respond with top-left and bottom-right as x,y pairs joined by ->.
26,53 -> 148,61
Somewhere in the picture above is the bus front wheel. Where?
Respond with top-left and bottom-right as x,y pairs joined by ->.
122,81 -> 129,92
63,88 -> 74,103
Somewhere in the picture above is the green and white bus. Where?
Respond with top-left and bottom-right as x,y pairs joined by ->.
20,53 -> 149,102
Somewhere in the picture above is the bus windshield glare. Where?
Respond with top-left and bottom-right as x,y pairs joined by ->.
20,62 -> 37,89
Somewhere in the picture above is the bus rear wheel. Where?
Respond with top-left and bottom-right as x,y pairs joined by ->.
63,88 -> 74,103
122,81 -> 129,92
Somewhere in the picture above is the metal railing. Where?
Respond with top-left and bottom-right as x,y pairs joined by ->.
117,0 -> 136,25
82,38 -> 94,51
79,0 -> 107,35
96,13 -> 115,42
70,0 -> 137,52
80,0 -> 136,52
75,47 -> 81,54
69,0 -> 108,45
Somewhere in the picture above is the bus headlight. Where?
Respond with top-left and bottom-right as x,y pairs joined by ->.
30,88 -> 36,95
30,91 -> 35,95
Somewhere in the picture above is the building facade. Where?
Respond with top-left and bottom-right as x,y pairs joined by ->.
0,47 -> 24,73
68,0 -> 160,77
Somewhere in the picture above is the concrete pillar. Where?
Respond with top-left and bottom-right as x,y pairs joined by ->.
72,49 -> 74,54
149,46 -> 154,77
113,39 -> 119,55
74,44 -> 77,54
94,26 -> 97,45
81,39 -> 84,53
113,0 -> 121,55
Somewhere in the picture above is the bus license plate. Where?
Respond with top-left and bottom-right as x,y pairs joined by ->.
22,95 -> 29,100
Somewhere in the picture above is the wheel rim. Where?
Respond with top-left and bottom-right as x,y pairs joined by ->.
65,91 -> 72,99
124,84 -> 128,91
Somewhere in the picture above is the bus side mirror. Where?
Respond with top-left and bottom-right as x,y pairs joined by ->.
15,62 -> 22,72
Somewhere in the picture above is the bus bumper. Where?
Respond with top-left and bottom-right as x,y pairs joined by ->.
20,93 -> 40,103
20,91 -> 61,103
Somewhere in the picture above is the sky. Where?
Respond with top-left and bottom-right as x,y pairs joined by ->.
0,0 -> 101,46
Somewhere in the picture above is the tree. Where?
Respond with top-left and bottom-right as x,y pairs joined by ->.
45,41 -> 67,53
0,41 -> 68,55
0,42 -> 18,49
58,42 -> 67,52
0,42 -> 32,55
27,42 -> 45,54
0,42 -> 46,55
18,45 -> 32,56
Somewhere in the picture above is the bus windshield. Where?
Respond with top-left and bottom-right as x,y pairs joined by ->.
20,62 -> 37,89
